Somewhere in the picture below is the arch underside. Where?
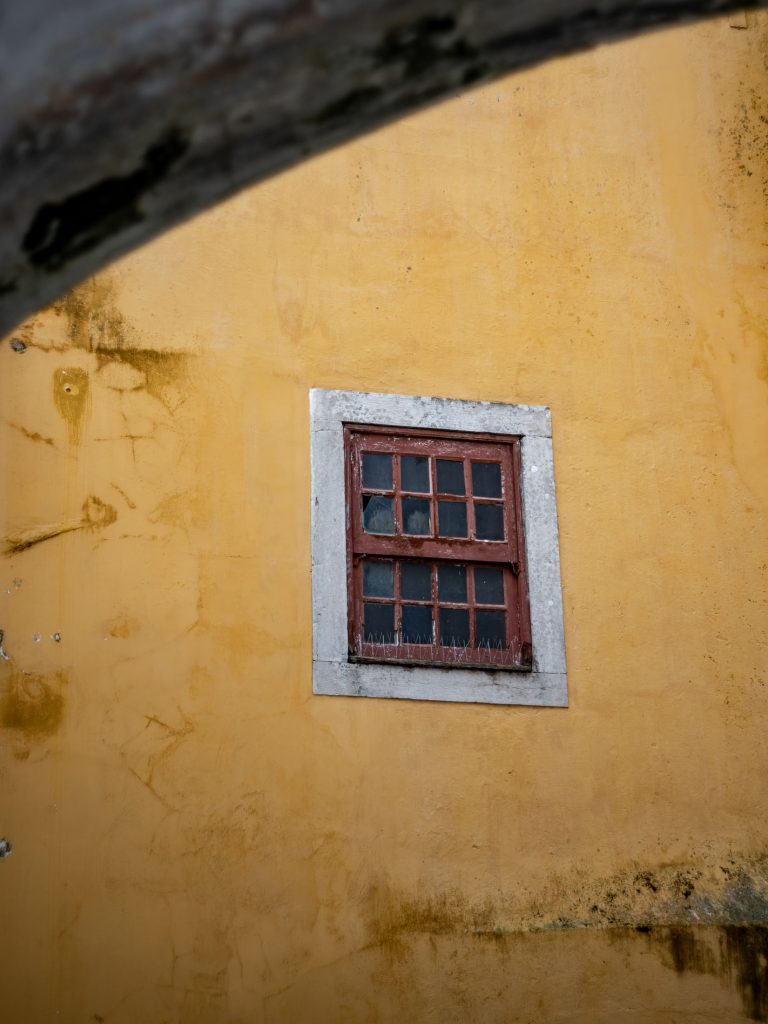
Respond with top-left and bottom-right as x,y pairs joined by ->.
1,0 -> 764,332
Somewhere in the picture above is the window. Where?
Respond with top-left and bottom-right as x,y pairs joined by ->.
310,390 -> 567,707
346,426 -> 532,671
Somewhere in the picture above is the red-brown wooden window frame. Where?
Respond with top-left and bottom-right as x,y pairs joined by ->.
344,424 -> 532,671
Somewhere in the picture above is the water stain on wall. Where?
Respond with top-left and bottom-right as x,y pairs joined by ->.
53,367 -> 90,445
641,925 -> 768,1022
363,853 -> 768,1018
52,275 -> 132,351
4,495 -> 117,555
0,666 -> 66,739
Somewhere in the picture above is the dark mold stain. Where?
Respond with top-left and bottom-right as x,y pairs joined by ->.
1,666 -> 66,739
22,128 -> 188,272
364,853 -> 768,1017
720,86 -> 768,197
52,275 -> 132,351
95,347 -> 189,407
9,338 -> 26,353
643,924 -> 768,1021
50,274 -> 190,407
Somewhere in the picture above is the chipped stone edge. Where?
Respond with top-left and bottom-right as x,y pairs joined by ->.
309,388 -> 567,707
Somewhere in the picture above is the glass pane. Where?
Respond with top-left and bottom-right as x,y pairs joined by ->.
362,494 -> 395,534
402,605 -> 433,645
440,608 -> 469,647
364,603 -> 395,643
476,610 -> 506,648
472,462 -> 502,498
475,503 -> 504,541
438,500 -> 467,538
401,456 -> 430,493
362,452 -> 392,490
402,562 -> 432,601
363,560 -> 394,598
402,497 -> 431,536
474,566 -> 504,604
436,459 -> 465,495
438,564 -> 467,603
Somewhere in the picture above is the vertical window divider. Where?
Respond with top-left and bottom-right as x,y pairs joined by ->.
394,559 -> 402,646
467,563 -> 477,649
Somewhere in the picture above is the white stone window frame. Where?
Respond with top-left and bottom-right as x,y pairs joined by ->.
310,389 -> 568,707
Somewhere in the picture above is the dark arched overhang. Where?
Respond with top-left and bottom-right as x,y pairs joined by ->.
1,0 -> 764,333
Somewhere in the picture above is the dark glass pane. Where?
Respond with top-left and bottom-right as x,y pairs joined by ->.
472,462 -> 502,498
402,562 -> 432,601
474,567 -> 504,604
362,452 -> 392,490
438,564 -> 467,603
402,497 -> 431,536
364,603 -> 395,643
476,610 -> 506,648
436,459 -> 465,495
362,495 -> 394,534
440,608 -> 469,647
438,500 -> 467,538
475,503 -> 504,541
402,605 -> 433,645
401,456 -> 430,493
363,560 -> 394,598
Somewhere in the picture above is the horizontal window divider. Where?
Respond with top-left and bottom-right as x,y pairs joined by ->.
353,540 -> 514,561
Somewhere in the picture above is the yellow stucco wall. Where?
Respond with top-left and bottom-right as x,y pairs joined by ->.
1,13 -> 767,1023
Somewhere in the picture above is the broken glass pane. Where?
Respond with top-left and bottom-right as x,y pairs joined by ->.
362,494 -> 395,534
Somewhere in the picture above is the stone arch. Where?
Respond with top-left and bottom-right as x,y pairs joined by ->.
1,0 -> 764,332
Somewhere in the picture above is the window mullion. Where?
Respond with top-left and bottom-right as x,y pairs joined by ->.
467,563 -> 476,649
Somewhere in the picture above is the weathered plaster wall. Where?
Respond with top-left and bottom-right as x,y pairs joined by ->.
1,13 -> 767,1023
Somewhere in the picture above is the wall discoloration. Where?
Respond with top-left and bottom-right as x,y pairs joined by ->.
0,665 -> 66,739
4,496 -> 117,555
52,367 -> 90,445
